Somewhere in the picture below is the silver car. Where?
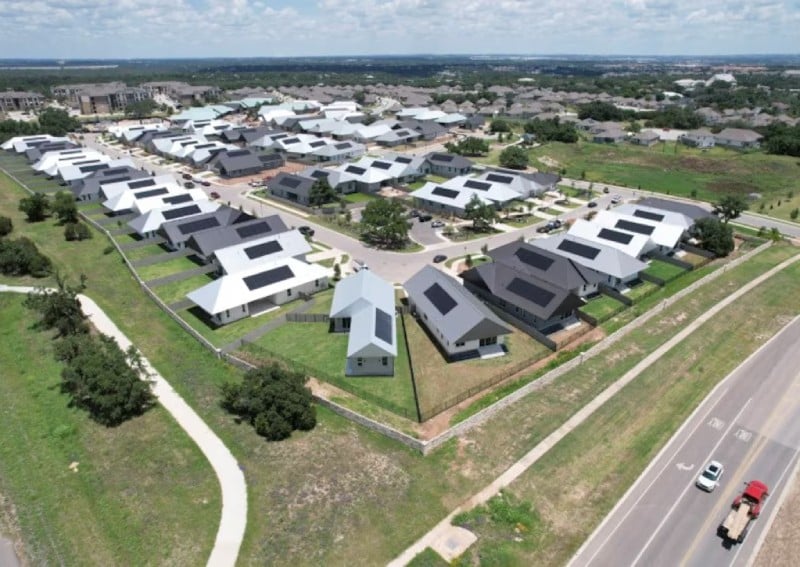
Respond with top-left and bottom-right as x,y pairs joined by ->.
696,460 -> 724,492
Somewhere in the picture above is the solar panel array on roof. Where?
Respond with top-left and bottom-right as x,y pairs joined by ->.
334,142 -> 352,150
423,282 -> 457,316
515,247 -> 555,271
432,186 -> 459,199
163,194 -> 193,205
180,140 -> 198,147
464,180 -> 491,191
375,308 -> 394,345
616,219 -> 655,235
195,143 -> 215,149
242,265 -> 294,291
226,149 -> 249,158
73,159 -> 99,166
432,154 -> 454,162
244,240 -> 283,259
103,167 -> 127,175
134,187 -> 169,199
558,239 -> 601,260
162,204 -> 201,220
79,163 -> 109,173
282,137 -> 300,145
396,130 -> 412,136
178,217 -> 220,235
310,170 -> 329,179
129,178 -> 156,190
598,228 -> 634,244
487,173 -> 514,184
98,176 -> 131,186
507,277 -> 556,308
345,165 -> 366,175
309,140 -> 327,148
280,176 -> 302,189
633,209 -> 665,222
371,160 -> 392,170
271,133 -> 288,140
236,221 -> 271,238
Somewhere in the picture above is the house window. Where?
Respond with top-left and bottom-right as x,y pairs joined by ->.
315,279 -> 319,287
342,317 -> 351,329
455,341 -> 465,347
225,309 -> 230,318
480,336 -> 497,347
382,357 -> 388,366
357,358 -> 363,367
287,288 -> 292,297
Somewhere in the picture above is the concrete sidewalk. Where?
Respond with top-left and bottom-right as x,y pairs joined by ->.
0,285 -> 247,567
388,252 -> 800,566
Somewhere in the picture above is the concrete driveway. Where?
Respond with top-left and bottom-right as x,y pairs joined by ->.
410,218 -> 445,245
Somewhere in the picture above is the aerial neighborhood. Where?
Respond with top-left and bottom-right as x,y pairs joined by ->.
1,47 -> 800,567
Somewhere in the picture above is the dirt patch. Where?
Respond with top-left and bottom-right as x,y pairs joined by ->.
676,156 -> 731,174
214,160 -> 307,186
705,179 -> 758,196
0,491 -> 25,566
538,156 -> 561,169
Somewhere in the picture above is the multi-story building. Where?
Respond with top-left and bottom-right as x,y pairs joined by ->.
52,82 -> 151,114
0,90 -> 45,112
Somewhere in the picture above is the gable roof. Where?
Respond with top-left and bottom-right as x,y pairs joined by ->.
404,265 -> 511,344
612,203 -> 694,231
636,197 -> 713,221
532,233 -> 648,280
567,218 -> 652,258
128,200 -> 219,235
424,152 -> 474,170
330,270 -> 397,357
211,229 -> 312,275
593,210 -> 685,250
270,172 -> 316,198
158,207 -> 253,246
488,240 -> 603,291
186,214 -> 289,257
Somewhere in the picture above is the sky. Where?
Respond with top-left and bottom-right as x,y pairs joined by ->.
0,0 -> 798,59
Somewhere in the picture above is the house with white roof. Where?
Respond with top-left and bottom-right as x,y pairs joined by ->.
34,150 -> 109,176
567,218 -> 652,258
374,127 -> 422,147
99,175 -> 180,202
60,158 -> 137,185
104,186 -> 204,215
2,135 -> 66,153
351,122 -> 395,143
411,174 -> 522,216
329,270 -> 397,376
332,155 -> 424,192
187,257 -> 329,325
211,229 -> 312,275
128,200 -> 219,238
592,210 -> 686,254
108,123 -> 168,144
612,203 -> 694,231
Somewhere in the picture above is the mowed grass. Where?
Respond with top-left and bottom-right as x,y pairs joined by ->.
136,255 -> 201,282
579,294 -> 626,321
524,141 -> 800,217
153,272 -> 216,305
0,295 -> 219,566
644,258 -> 689,281
459,254 -> 800,566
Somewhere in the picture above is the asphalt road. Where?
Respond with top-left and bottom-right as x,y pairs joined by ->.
571,315 -> 800,567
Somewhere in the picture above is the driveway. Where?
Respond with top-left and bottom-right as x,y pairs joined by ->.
410,218 -> 445,246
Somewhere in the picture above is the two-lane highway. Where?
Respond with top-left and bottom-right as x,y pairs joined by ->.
571,316 -> 800,567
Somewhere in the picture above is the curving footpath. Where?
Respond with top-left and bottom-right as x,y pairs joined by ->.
0,285 -> 247,567
388,251 -> 800,566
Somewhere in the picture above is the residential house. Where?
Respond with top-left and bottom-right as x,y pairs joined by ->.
24,141 -> 80,162
329,270 -> 397,376
404,266 -> 512,361
70,166 -> 150,201
98,175 -> 180,202
2,134 -> 63,153
268,173 -> 316,205
630,131 -> 660,146
128,200 -> 219,239
592,209 -> 687,255
592,126 -> 627,144
421,152 -> 474,178
158,207 -> 253,251
679,129 -> 716,148
211,229 -> 312,275
208,148 -> 285,178
636,197 -> 713,221
714,128 -> 763,149
186,214 -> 289,262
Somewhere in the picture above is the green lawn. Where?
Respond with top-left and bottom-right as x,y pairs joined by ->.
343,192 -> 378,204
0,294 -> 219,566
136,255 -> 202,282
153,273 -> 216,305
644,258 -> 687,282
123,243 -> 169,262
407,180 -> 426,190
579,294 -> 627,321
627,280 -> 662,302
305,287 -> 335,314
240,320 -> 419,420
177,302 -> 290,348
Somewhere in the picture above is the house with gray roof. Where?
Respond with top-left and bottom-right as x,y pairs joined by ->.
374,127 -> 422,147
714,128 -> 763,149
679,129 -> 716,148
404,266 -> 512,361
25,141 -> 80,163
158,207 -> 253,250
630,130 -> 660,146
636,197 -> 713,221
186,214 -> 289,262
329,270 -> 397,376
207,148 -> 284,178
422,152 -> 474,178
70,166 -> 150,201
268,172 -> 316,206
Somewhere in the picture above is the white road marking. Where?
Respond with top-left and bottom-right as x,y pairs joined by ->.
708,417 -> 726,430
735,429 -> 754,443
676,463 -> 695,472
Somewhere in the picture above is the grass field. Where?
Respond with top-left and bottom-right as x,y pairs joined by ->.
644,259 -> 690,282
343,192 -> 378,204
523,141 -> 800,218
123,243 -> 169,262
579,294 -> 626,321
0,294 -> 219,566
153,272 -> 216,305
459,251 -> 800,566
136,255 -> 201,282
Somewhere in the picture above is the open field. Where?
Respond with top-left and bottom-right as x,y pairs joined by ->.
459,251 -> 800,566
0,295 -> 219,566
524,141 -> 800,217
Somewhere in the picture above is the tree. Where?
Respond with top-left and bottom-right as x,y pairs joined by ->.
691,217 -> 734,257
54,333 -> 155,426
24,273 -> 88,337
523,118 -> 578,143
489,119 -> 511,133
498,146 -> 529,170
359,199 -> 409,249
445,136 -> 490,156
308,178 -> 338,207
220,363 -> 316,441
0,236 -> 51,277
464,194 -> 497,232
713,195 -> 749,224
64,222 -> 92,241
0,216 -> 12,236
18,192 -> 50,222
333,262 -> 341,281
124,99 -> 158,119
36,107 -> 80,136
52,191 -> 79,224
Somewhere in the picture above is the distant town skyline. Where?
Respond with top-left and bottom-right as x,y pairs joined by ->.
0,0 -> 798,59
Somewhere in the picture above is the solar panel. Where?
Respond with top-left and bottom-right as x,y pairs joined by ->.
507,277 -> 556,308
598,228 -> 634,244
558,239 -> 601,260
464,180 -> 491,191
616,219 -> 655,235
633,209 -> 665,222
243,265 -> 294,291
309,140 -> 326,148
282,137 -> 300,145
280,176 -> 302,189
195,143 -> 215,149
432,187 -> 459,199
98,176 -> 131,185
162,204 -> 201,220
134,187 -> 169,199
180,140 -> 198,147
394,156 -> 412,164
423,283 -> 457,316
163,194 -> 193,205
103,167 -> 128,175
371,160 -> 392,170
73,159 -> 99,166
514,247 -> 555,271
345,165 -> 366,175
79,163 -> 109,173
178,217 -> 220,235
129,179 -> 156,189
236,221 -> 272,238
310,170 -> 329,179
375,308 -> 393,345
431,154 -> 454,163
334,142 -> 352,150
271,133 -> 289,140
227,149 -> 249,157
487,173 -> 514,184
244,240 -> 283,259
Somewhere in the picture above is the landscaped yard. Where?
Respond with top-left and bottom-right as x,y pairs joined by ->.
153,272 -> 216,305
626,280 -> 661,302
177,301 -> 291,348
136,255 -> 202,281
123,243 -> 169,262
579,294 -> 626,321
343,192 -> 378,204
644,258 -> 688,282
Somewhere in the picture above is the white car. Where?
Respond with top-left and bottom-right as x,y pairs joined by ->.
611,194 -> 622,204
696,460 -> 724,492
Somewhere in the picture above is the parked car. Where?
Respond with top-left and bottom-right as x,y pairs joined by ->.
431,220 -> 445,228
201,180 -> 211,187
418,214 -> 433,222
602,186 -> 610,193
587,201 -> 598,208
696,461 -> 724,492
537,225 -> 552,233
183,181 -> 195,188
209,191 -> 220,199
611,194 -> 622,204
182,173 -> 192,180
298,225 -> 315,237
408,209 -> 421,218
433,254 -> 447,263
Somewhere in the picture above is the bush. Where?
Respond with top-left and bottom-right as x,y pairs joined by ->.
0,216 -> 12,236
498,146 -> 529,170
791,208 -> 799,221
64,222 -> 92,241
18,192 -> 50,222
0,236 -> 51,277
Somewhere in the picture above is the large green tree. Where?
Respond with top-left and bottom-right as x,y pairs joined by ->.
445,136 -> 490,156
691,217 -> 735,257
0,236 -> 51,277
713,195 -> 749,224
498,145 -> 529,170
36,107 -> 81,136
24,273 -> 88,337
52,191 -> 79,224
308,178 -> 339,207
220,363 -> 316,441
18,192 -> 50,222
0,216 -> 12,236
464,194 -> 497,232
489,119 -> 511,133
359,198 -> 409,249
124,99 -> 158,119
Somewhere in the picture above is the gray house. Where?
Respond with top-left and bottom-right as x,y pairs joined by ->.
70,166 -> 151,201
631,131 -> 660,146
269,172 -> 316,205
714,128 -> 763,149
679,129 -> 716,148
186,214 -> 289,262
422,152 -> 474,178
158,206 -> 253,250
209,149 -> 284,178
329,270 -> 397,376
405,266 -> 512,361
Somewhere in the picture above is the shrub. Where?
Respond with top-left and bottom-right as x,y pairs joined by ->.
791,208 -> 799,221
64,222 -> 92,241
0,216 -> 12,236
0,236 -> 51,277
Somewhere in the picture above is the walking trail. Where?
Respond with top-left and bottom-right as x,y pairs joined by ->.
388,252 -> 800,566
0,285 -> 247,567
